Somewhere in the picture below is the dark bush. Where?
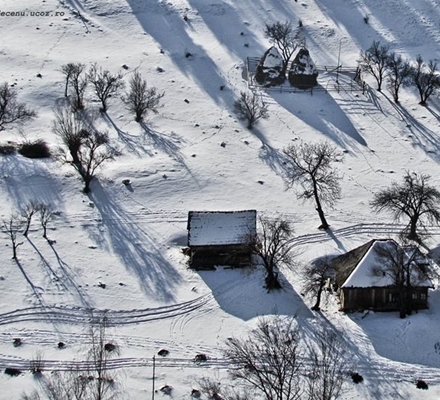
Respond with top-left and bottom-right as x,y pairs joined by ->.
13,338 -> 22,347
158,349 -> 169,357
0,144 -> 16,155
351,372 -> 363,384
104,343 -> 116,352
416,380 -> 428,390
194,354 -> 207,362
18,139 -> 51,159
5,367 -> 22,376
57,342 -> 66,349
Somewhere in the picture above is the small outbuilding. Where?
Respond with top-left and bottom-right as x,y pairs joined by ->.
331,239 -> 433,312
288,48 -> 318,88
187,210 -> 257,270
254,46 -> 286,86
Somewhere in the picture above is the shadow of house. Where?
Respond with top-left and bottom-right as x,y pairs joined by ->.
331,239 -> 433,313
187,210 -> 256,270
288,48 -> 319,89
255,46 -> 286,87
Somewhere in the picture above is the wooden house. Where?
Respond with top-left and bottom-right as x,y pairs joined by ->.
187,210 -> 257,270
331,239 -> 433,312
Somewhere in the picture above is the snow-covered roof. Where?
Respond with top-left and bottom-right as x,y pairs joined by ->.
342,240 -> 433,288
187,210 -> 257,246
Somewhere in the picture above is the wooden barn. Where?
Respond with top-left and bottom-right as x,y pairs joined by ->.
187,210 -> 257,270
331,239 -> 433,312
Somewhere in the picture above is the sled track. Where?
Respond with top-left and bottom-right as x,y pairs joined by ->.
1,352 -> 440,384
0,294 -> 215,327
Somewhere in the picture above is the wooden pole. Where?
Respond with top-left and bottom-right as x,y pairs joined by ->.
152,355 -> 156,400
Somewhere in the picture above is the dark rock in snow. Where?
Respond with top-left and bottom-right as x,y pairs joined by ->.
158,349 -> 169,357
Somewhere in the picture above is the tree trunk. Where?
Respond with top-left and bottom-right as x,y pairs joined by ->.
311,178 -> 330,229
264,262 -> 282,291
312,281 -> 325,311
408,218 -> 418,240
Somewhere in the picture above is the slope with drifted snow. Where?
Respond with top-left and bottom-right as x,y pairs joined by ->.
1,0 -> 440,398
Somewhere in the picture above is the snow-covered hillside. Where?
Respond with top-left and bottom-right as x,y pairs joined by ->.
1,0 -> 440,398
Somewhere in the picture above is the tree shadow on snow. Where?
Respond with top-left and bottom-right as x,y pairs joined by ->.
103,113 -> 155,157
269,89 -> 369,151
250,127 -> 290,178
0,155 -> 64,211
124,0 -> 236,107
88,181 -> 182,302
381,93 -> 440,164
198,266 -> 313,321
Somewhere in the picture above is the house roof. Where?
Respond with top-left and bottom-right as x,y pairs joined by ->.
187,210 -> 257,247
331,239 -> 433,289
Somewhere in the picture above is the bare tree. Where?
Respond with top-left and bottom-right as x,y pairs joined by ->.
22,314 -> 120,400
306,327 -> 349,400
370,172 -> 440,241
122,71 -> 164,122
60,63 -> 77,98
224,316 -> 302,400
1,213 -> 25,259
198,377 -> 250,400
87,314 -> 120,400
53,107 -> 119,193
246,216 -> 295,291
386,52 -> 411,103
264,21 -> 299,75
0,82 -> 36,131
371,239 -> 432,318
39,204 -> 54,239
301,255 -> 334,311
410,55 -> 440,105
87,63 -> 125,112
234,91 -> 269,129
283,141 -> 344,230
62,63 -> 88,111
358,41 -> 390,91
21,201 -> 42,237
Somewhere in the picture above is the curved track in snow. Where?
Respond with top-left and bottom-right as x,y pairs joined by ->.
0,294 -> 215,327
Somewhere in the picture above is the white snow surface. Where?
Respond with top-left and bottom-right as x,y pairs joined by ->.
1,0 -> 440,399
342,240 -> 434,288
262,46 -> 283,69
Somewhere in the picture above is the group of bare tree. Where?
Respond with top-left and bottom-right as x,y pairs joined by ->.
60,62 -> 164,121
233,20 -> 304,130
1,202 -> 54,259
359,41 -> 440,104
53,106 -> 120,193
200,317 -> 349,400
22,314 -> 121,400
0,82 -> 36,132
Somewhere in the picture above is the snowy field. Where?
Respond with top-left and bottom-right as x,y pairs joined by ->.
1,0 -> 440,398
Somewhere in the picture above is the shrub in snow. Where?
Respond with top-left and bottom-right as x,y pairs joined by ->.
351,372 -> 363,384
18,139 -> 51,159
13,338 -> 22,347
4,367 -> 21,376
0,82 -> 36,131
194,353 -> 207,362
158,349 -> 169,356
0,143 -> 16,155
416,380 -> 428,390
160,385 -> 173,395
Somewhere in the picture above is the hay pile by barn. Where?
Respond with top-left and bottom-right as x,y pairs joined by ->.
187,210 -> 257,270
288,48 -> 318,88
254,46 -> 285,86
